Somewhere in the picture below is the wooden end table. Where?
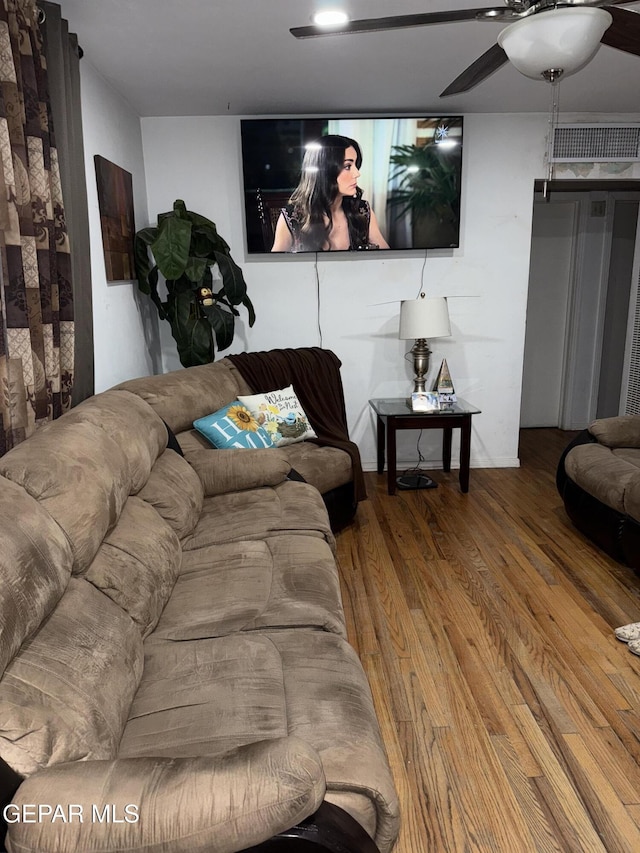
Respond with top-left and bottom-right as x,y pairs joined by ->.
369,397 -> 481,496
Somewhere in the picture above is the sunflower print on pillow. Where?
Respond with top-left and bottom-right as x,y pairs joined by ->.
193,401 -> 275,449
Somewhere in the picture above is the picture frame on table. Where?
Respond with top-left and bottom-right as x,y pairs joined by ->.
411,391 -> 440,412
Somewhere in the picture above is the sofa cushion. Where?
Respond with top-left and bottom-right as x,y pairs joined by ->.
118,629 -> 399,853
0,477 -> 73,676
589,414 -> 640,448
0,579 -> 143,777
564,442 -> 639,513
178,437 -> 352,501
238,385 -> 317,447
0,421 -> 131,574
185,447 -> 290,496
173,428 -> 212,454
114,361 -> 244,434
61,390 -> 168,494
137,449 -> 204,539
193,402 -> 274,450
181,480 -> 335,552
83,497 -> 182,637
149,535 -> 346,641
612,447 -> 640,470
6,739 -> 325,853
121,633 -> 287,759
280,442 -> 353,493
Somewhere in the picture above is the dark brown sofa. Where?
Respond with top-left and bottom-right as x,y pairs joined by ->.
557,415 -> 640,569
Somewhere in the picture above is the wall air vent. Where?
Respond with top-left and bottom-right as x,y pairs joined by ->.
551,124 -> 640,163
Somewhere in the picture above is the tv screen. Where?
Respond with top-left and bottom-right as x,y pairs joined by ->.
240,116 -> 463,255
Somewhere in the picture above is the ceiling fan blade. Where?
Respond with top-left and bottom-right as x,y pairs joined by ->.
601,6 -> 640,57
440,42 -> 509,96
290,8 -> 515,39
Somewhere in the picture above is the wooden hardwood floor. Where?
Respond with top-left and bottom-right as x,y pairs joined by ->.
337,429 -> 640,853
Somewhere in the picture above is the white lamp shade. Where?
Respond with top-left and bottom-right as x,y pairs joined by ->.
399,296 -> 451,340
497,7 -> 612,80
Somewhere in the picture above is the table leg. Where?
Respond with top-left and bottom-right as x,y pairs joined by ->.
387,419 -> 397,496
443,427 -> 453,473
459,415 -> 471,493
376,415 -> 385,475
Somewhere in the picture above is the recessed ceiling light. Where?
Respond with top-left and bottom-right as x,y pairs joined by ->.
313,10 -> 349,27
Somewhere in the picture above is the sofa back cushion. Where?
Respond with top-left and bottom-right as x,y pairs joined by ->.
114,360 -> 244,434
83,497 -> 182,637
137,449 -> 204,539
0,478 -> 74,676
0,578 -> 143,777
62,390 -> 168,494
0,421 -> 131,574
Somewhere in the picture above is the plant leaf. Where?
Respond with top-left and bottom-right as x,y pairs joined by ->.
147,266 -> 168,320
134,232 -> 153,295
191,224 -> 230,258
189,212 -> 230,250
151,216 -> 192,280
136,226 -> 158,247
215,251 -> 247,305
242,294 -> 256,327
184,256 -> 209,283
204,303 -> 235,352
166,290 -> 213,367
173,199 -> 188,219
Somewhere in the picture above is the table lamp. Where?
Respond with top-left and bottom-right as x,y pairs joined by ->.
399,294 -> 451,394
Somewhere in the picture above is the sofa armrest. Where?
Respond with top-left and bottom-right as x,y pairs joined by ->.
5,737 -> 325,853
589,415 -> 640,448
185,448 -> 291,496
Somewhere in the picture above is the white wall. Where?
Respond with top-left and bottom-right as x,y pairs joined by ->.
141,113 -> 547,471
78,59 -> 157,391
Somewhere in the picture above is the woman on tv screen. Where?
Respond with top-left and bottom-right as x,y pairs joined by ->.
271,134 -> 390,252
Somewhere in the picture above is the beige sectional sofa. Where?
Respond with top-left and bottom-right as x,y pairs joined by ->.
116,352 -> 365,532
0,352 -> 399,853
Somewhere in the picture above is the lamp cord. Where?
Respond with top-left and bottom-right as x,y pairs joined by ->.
400,430 -> 427,478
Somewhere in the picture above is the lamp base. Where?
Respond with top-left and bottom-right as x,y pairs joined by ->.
410,338 -> 432,394
396,473 -> 438,490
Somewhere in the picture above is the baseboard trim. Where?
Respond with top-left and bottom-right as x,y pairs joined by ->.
362,457 -> 521,472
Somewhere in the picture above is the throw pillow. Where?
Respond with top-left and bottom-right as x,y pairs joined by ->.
193,402 -> 274,450
237,385 -> 317,447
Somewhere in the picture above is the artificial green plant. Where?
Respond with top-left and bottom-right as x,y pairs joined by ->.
387,139 -> 461,226
134,200 -> 255,367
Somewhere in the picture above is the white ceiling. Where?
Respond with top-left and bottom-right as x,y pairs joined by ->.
56,0 -> 640,117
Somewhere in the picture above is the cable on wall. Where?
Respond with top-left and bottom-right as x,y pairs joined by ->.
314,252 -> 323,347
417,248 -> 428,297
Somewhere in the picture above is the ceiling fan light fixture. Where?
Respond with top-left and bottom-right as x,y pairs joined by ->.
312,10 -> 350,28
497,7 -> 613,81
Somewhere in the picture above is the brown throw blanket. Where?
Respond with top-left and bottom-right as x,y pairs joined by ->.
228,348 -> 367,502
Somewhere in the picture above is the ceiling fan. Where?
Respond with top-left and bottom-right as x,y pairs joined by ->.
290,1 -> 640,96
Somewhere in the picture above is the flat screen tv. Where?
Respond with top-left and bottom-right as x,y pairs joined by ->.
240,116 -> 464,255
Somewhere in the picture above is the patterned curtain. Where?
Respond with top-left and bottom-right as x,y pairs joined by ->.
0,0 -> 73,456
